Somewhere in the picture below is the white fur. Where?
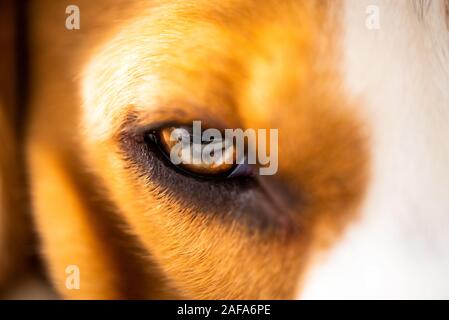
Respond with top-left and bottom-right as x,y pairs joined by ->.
300,0 -> 449,299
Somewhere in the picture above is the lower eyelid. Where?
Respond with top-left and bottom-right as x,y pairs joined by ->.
120,132 -> 291,232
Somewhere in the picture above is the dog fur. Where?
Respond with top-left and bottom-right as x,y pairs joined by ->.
0,0 -> 448,299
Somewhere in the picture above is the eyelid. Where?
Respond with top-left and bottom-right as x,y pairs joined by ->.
129,105 -> 238,136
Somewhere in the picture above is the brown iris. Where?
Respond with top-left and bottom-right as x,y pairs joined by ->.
159,126 -> 236,177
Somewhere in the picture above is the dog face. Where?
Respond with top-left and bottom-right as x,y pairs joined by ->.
81,0 -> 368,299
20,0 -> 449,299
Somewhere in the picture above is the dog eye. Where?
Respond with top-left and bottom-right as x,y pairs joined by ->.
147,126 -> 254,179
